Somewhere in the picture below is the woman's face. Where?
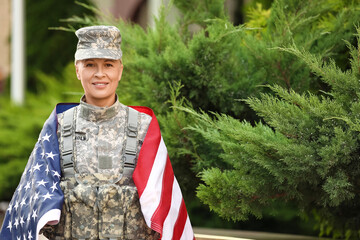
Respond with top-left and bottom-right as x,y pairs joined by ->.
75,58 -> 123,107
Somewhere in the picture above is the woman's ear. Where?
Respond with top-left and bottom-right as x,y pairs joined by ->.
118,63 -> 124,82
75,61 -> 81,80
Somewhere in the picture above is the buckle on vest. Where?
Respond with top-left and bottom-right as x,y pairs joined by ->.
122,154 -> 135,167
62,154 -> 74,169
62,123 -> 73,137
127,124 -> 137,137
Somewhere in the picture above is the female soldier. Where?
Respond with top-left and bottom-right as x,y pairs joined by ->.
0,26 -> 194,240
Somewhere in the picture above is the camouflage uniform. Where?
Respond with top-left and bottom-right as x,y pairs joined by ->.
41,96 -> 159,240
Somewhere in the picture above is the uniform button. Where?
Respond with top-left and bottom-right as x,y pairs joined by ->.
110,224 -> 115,228
80,225 -> 85,230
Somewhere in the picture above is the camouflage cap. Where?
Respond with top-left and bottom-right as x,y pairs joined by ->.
75,25 -> 122,61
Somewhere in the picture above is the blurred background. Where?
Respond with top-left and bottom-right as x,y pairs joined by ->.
2,0 -> 360,239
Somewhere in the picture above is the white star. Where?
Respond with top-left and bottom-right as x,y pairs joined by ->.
14,217 -> 19,229
20,198 -> 26,207
6,220 -> 12,232
7,203 -> 12,213
42,133 -> 51,142
13,201 -> 19,211
37,179 -> 47,187
46,151 -> 57,160
23,234 -> 26,240
32,163 -> 42,172
40,149 -> 45,159
32,209 -> 38,221
28,230 -> 33,240
52,170 -> 61,179
19,216 -> 25,226
33,192 -> 40,201
24,181 -> 31,191
42,192 -> 54,201
45,165 -> 50,175
50,182 -> 58,192
28,166 -> 33,174
17,237 -> 21,240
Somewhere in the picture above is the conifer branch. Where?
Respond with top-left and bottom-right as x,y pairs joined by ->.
275,61 -> 291,91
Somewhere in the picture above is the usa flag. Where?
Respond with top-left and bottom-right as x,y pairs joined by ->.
0,104 -> 194,240
132,106 -> 195,240
0,108 -> 64,240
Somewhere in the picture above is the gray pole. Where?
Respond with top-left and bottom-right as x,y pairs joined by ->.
147,0 -> 161,28
11,0 -> 25,105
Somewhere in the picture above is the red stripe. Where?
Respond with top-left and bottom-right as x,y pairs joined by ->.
131,106 -> 162,197
150,155 -> 174,233
130,106 -> 153,116
172,199 -> 188,240
130,106 -> 193,239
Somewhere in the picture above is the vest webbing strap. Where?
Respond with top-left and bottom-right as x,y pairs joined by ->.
123,107 -> 138,176
62,107 -> 75,178
61,106 -> 139,178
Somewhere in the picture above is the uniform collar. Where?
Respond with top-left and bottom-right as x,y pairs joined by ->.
79,95 -> 121,122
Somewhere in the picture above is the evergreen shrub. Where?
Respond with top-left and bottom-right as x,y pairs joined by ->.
181,28 -> 360,239
26,0 -> 94,92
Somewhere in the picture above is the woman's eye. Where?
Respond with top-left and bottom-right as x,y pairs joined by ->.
105,63 -> 113,67
85,63 -> 94,67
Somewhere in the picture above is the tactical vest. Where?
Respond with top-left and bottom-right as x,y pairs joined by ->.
48,102 -> 159,240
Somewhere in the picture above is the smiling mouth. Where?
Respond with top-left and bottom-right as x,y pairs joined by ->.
93,83 -> 108,86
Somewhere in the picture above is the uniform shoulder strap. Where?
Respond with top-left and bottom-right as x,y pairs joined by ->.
61,106 -> 138,177
61,107 -> 76,178
123,107 -> 139,176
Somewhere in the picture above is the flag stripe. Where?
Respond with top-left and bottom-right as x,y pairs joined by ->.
180,216 -> 194,240
133,109 -> 161,197
138,138 -> 167,227
36,209 -> 61,240
150,155 -> 175,233
173,199 -> 189,240
161,178 -> 183,239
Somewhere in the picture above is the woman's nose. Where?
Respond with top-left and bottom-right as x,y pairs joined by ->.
94,67 -> 105,77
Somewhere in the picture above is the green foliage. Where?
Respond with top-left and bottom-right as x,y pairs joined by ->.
245,3 -> 271,31
183,27 -> 360,238
173,0 -> 227,28
26,0 -> 94,92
